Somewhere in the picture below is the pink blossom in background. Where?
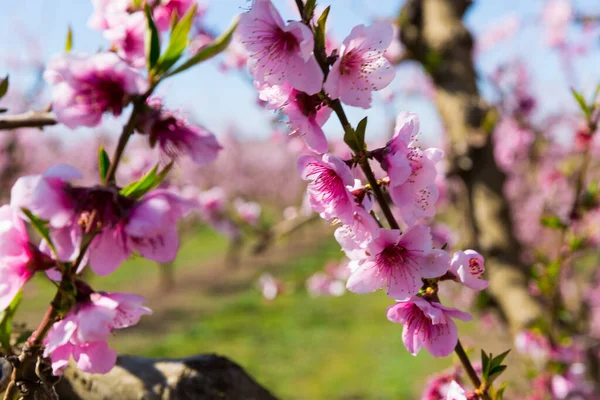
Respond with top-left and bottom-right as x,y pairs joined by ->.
445,381 -> 468,400
104,11 -> 146,68
324,22 -> 396,108
384,23 -> 404,63
306,259 -> 350,297
258,81 -> 332,154
138,98 -> 222,165
89,189 -> 194,275
387,296 -> 472,357
542,0 -> 573,47
238,0 -> 324,95
515,330 -> 551,364
233,198 -> 261,226
153,0 -> 197,31
44,290 -> 151,375
44,52 -> 148,128
88,0 -> 131,31
298,154 -> 356,224
449,250 -> 488,291
551,363 -> 595,399
197,187 -> 227,218
219,38 -> 249,71
475,14 -> 520,54
0,206 -> 40,310
257,273 -> 284,301
492,118 -> 535,172
346,226 -> 450,300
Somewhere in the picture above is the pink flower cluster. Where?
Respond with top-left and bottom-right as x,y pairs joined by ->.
238,0 -> 487,360
238,0 -> 395,153
44,289 -> 151,375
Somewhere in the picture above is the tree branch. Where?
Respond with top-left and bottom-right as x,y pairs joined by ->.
0,111 -> 57,130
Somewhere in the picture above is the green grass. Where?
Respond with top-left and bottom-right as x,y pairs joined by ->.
114,236 -> 451,399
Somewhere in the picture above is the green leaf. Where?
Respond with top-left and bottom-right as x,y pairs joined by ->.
132,0 -> 143,7
490,349 -> 510,369
355,117 -> 368,151
0,108 -> 7,113
20,208 -> 57,256
120,162 -> 173,199
315,6 -> 330,51
98,146 -> 111,184
0,76 -> 9,101
571,88 -> 591,119
494,382 -> 508,400
302,0 -> 317,21
0,291 -> 22,351
540,215 -> 567,230
481,350 -> 491,380
167,17 -> 239,77
488,365 -> 508,382
343,127 -> 359,152
156,4 -> 197,74
65,26 -> 73,52
145,4 -> 161,70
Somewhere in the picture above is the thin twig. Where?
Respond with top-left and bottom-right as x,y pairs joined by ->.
0,111 -> 57,130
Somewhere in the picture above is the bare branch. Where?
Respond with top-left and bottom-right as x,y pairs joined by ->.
0,111 -> 57,130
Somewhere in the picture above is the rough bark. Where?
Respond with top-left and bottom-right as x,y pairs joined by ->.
53,354 -> 278,400
398,0 -> 543,331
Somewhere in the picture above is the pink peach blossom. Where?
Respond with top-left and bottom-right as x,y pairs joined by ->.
44,290 -> 151,375
324,22 -> 396,108
238,0 -> 324,95
153,0 -> 197,31
298,154 -> 356,224
258,81 -> 332,154
138,98 -> 222,165
0,206 -> 41,310
233,198 -> 261,226
449,250 -> 488,291
44,52 -> 148,128
346,226 -> 450,300
104,11 -> 146,68
387,296 -> 472,357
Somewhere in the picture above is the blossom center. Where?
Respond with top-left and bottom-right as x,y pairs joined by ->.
307,164 -> 346,205
468,258 -> 484,278
377,244 -> 408,271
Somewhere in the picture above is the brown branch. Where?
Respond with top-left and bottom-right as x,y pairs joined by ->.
0,111 -> 57,130
398,0 -> 543,332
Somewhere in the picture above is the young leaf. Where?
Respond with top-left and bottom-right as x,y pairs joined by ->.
20,208 -> 56,256
156,4 -> 197,74
481,349 -> 491,381
355,117 -> 368,151
490,349 -> 510,369
302,0 -> 317,22
65,26 -> 73,52
98,146 -> 111,184
343,127 -> 360,153
494,382 -> 508,400
488,365 -> 508,383
0,291 -> 22,351
167,17 -> 239,77
145,4 -> 161,70
315,6 -> 330,50
571,88 -> 591,119
0,76 -> 9,101
120,162 -> 172,199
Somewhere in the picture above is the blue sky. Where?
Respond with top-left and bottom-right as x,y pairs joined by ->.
0,0 -> 599,144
